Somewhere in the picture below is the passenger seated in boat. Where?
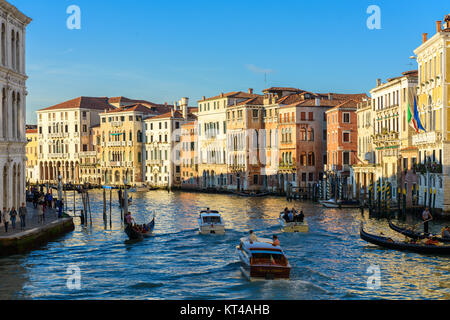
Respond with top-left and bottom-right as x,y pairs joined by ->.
272,235 -> 280,246
287,210 -> 294,222
442,226 -> 450,239
295,211 -> 305,223
283,208 -> 289,222
249,230 -> 258,244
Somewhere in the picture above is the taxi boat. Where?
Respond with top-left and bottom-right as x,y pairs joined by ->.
198,210 -> 225,235
237,237 -> 291,280
279,213 -> 309,233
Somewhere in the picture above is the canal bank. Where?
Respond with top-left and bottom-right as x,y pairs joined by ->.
0,205 -> 75,257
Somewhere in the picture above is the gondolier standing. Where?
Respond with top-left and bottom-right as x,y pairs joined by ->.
422,207 -> 433,234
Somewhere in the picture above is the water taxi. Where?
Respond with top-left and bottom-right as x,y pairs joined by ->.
198,210 -> 225,235
237,237 -> 291,281
279,213 -> 309,233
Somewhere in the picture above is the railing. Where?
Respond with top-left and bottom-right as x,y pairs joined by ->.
412,131 -> 442,146
107,141 -> 126,147
79,151 -> 97,157
111,121 -> 123,127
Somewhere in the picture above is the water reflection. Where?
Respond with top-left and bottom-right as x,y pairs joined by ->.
0,189 -> 448,300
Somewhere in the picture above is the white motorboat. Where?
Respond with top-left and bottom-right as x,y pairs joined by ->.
198,210 -> 225,235
237,237 -> 291,281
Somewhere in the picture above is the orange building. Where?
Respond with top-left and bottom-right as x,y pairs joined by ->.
326,99 -> 359,177
180,121 -> 199,188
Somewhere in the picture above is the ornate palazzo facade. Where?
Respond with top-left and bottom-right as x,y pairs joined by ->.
0,0 -> 31,211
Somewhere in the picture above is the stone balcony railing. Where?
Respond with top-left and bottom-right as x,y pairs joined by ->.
79,151 -> 97,158
107,141 -> 126,147
111,121 -> 123,127
412,131 -> 442,146
48,132 -> 69,139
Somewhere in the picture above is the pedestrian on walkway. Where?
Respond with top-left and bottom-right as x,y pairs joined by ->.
38,201 -> 44,224
2,207 -> 9,232
19,203 -> 27,230
10,207 -> 17,230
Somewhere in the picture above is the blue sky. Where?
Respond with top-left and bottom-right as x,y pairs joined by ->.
8,0 -> 450,124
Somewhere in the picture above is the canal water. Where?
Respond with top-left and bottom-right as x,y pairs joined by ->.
0,190 -> 449,300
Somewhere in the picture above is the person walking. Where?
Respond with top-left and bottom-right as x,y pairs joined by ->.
9,207 -> 17,230
19,203 -> 27,230
2,208 -> 9,232
38,201 -> 44,224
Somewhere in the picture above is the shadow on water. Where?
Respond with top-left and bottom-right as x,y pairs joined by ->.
0,189 -> 448,300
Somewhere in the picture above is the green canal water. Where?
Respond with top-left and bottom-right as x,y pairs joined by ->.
0,190 -> 449,300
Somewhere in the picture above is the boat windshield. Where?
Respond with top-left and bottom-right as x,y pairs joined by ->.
250,253 -> 287,266
203,216 -> 221,224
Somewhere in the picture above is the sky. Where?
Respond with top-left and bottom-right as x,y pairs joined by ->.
8,0 -> 450,124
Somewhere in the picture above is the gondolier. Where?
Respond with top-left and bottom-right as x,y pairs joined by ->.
422,207 -> 433,234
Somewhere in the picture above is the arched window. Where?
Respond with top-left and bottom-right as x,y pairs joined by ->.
309,128 -> 314,141
10,30 -> 15,70
15,31 -> 20,71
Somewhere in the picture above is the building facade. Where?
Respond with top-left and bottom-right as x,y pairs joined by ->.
37,97 -> 112,185
413,16 -> 450,213
25,128 -> 38,184
0,0 -> 31,211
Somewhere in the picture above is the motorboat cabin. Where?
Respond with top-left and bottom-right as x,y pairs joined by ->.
198,210 -> 225,235
237,237 -> 291,280
279,212 -> 309,233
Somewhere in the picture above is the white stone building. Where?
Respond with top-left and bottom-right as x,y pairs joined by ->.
0,0 -> 31,211
144,98 -> 195,188
37,97 -> 113,184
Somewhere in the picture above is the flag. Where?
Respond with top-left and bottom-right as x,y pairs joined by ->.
413,96 -> 426,132
407,101 -> 419,133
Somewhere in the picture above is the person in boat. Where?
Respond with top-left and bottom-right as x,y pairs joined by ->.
283,208 -> 289,222
422,207 -> 433,234
442,226 -> 450,239
287,210 -> 294,222
206,207 -> 211,213
296,210 -> 305,223
125,212 -> 134,226
272,235 -> 280,246
249,230 -> 258,244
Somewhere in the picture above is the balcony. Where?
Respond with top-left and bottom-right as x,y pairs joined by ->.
278,162 -> 296,171
146,159 -> 164,166
111,121 -> 123,127
107,141 -> 126,147
79,151 -> 97,158
48,132 -> 69,139
412,131 -> 442,146
109,161 -> 121,167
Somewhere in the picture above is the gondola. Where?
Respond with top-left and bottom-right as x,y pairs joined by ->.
125,218 -> 155,240
388,221 -> 450,243
360,224 -> 450,255
234,191 -> 270,198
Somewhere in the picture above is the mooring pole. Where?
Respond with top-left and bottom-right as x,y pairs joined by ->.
109,188 -> 112,230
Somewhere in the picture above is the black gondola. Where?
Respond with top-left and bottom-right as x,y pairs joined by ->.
389,221 -> 450,243
125,218 -> 155,240
360,224 -> 450,255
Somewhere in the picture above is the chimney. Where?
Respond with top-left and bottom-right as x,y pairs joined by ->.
328,93 -> 333,101
202,96 -> 206,101
181,97 -> 189,120
248,88 -> 254,94
315,98 -> 320,107
422,33 -> 428,44
220,92 -> 224,98
437,21 -> 442,33
377,79 -> 381,87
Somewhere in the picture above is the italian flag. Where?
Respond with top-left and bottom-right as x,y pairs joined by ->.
407,101 -> 419,133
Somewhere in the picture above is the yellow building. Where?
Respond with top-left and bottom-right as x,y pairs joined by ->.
413,15 -> 450,214
26,128 -> 39,184
98,104 -> 151,186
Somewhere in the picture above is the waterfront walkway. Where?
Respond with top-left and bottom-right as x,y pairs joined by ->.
0,203 -> 60,237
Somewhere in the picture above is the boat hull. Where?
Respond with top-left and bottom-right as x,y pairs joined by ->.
199,225 -> 225,235
360,225 -> 450,255
389,221 -> 450,243
279,218 -> 309,233
238,249 -> 291,281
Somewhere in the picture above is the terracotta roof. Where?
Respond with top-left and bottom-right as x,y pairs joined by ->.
147,110 -> 184,120
402,70 -> 418,77
108,96 -> 157,106
326,99 -> 359,112
105,103 -> 156,114
262,87 -> 305,93
39,97 -> 114,112
234,96 -> 265,106
199,91 -> 260,102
